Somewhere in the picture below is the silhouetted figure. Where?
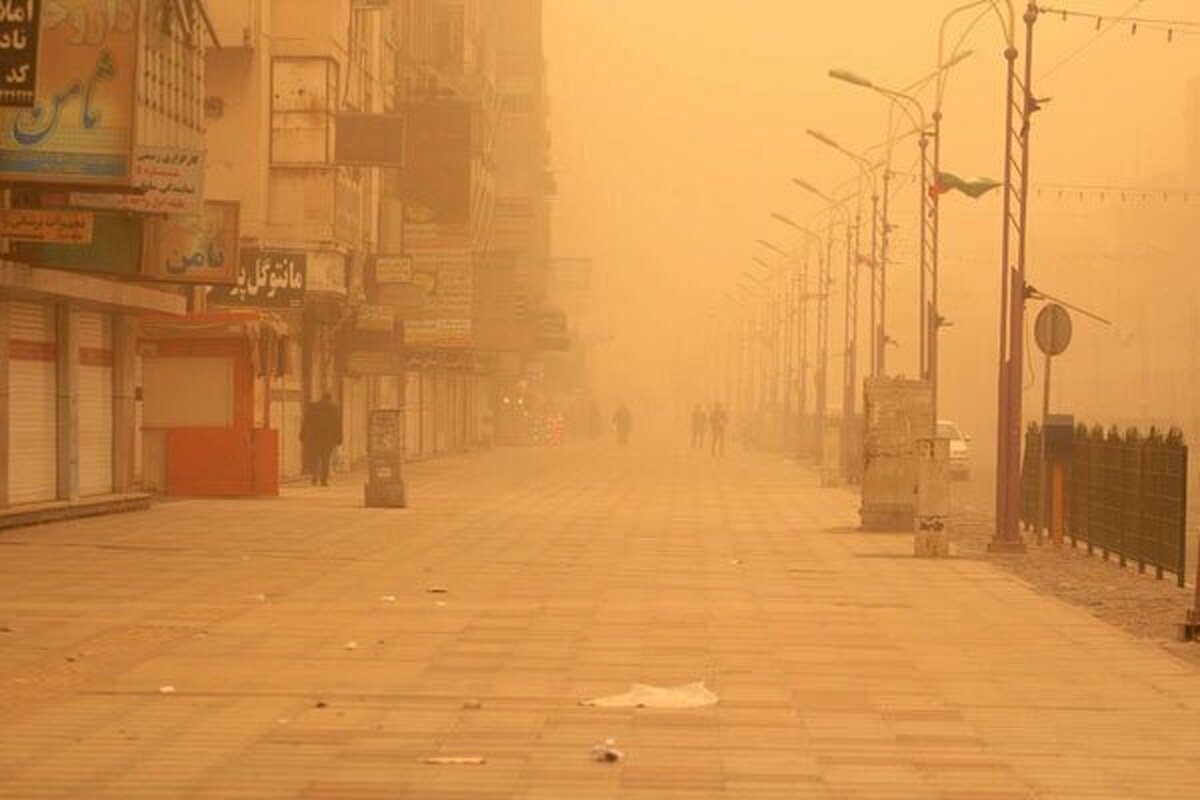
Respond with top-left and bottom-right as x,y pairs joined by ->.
709,402 -> 729,457
691,404 -> 707,449
613,405 -> 633,446
301,391 -> 342,486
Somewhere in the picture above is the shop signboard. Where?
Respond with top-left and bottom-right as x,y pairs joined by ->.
346,350 -> 405,376
0,207 -> 92,242
374,254 -> 412,284
0,0 -> 41,108
534,307 -> 569,351
208,249 -> 306,309
0,0 -> 139,185
71,147 -> 205,215
388,101 -> 472,223
12,210 -> 140,274
142,200 -> 239,284
355,304 -> 394,332
404,318 -> 471,348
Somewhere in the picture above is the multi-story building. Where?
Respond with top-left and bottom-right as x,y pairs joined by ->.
0,1 -> 202,516
0,0 -> 558,515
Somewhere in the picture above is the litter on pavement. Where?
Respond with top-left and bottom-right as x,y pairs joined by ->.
158,685 -> 176,694
581,682 -> 719,709
590,738 -> 624,762
379,595 -> 397,603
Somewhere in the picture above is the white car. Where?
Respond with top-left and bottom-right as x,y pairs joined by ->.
936,419 -> 971,480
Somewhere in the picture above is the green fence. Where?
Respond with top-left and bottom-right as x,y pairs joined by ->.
1021,423 -> 1189,586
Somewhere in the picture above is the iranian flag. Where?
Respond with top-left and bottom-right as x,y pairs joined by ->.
930,171 -> 1001,199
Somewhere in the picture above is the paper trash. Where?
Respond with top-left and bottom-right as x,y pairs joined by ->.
581,682 -> 718,709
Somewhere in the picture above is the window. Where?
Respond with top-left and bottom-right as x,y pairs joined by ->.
270,57 -> 339,165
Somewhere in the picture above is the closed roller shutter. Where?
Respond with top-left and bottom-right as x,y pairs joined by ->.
78,311 -> 113,496
405,371 -> 420,460
8,301 -> 58,504
272,338 -> 304,479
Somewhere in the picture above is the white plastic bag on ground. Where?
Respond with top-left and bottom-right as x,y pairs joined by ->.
581,682 -> 718,709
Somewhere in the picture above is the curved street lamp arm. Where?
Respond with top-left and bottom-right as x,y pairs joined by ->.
936,1 -> 1008,112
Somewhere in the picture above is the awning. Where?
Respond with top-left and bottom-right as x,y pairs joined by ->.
0,261 -> 186,315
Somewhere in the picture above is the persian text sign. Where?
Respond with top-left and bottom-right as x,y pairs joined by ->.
375,255 -> 412,284
0,208 -> 91,242
209,250 -> 306,309
143,200 -> 239,284
0,0 -> 137,184
404,319 -> 472,348
0,0 -> 40,108
72,147 -> 204,215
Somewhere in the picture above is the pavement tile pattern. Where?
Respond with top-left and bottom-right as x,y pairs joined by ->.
0,446 -> 1198,798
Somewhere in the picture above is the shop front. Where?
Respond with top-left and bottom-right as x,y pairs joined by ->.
139,312 -> 283,497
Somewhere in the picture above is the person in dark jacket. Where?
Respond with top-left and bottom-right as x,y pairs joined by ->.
301,391 -> 342,486
709,402 -> 729,457
691,404 -> 707,449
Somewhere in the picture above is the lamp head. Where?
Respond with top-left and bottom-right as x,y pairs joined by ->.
791,178 -> 822,198
829,68 -> 874,88
770,211 -> 797,228
806,128 -> 841,150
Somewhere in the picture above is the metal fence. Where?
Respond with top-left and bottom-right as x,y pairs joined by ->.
1021,423 -> 1189,586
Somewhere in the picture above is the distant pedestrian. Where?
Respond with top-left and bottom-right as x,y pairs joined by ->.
613,405 -> 633,446
301,391 -> 342,486
691,404 -> 707,449
709,402 -> 729,457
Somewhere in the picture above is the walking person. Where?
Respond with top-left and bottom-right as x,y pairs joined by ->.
613,404 -> 633,447
709,402 -> 729,458
691,403 -> 707,449
301,391 -> 342,486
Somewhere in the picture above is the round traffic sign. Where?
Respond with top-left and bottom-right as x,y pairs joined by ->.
1034,303 -> 1072,356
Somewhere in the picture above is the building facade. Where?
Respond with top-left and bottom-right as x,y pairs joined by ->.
0,0 -> 559,512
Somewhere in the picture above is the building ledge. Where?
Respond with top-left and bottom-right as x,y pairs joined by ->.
0,493 -> 152,531
0,261 -> 187,315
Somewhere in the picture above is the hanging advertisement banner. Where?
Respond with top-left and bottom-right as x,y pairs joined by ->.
142,200 -> 239,284
208,249 -> 306,309
71,147 -> 204,215
0,207 -> 92,242
374,254 -> 412,284
12,210 -> 141,275
0,0 -> 40,108
0,0 -> 138,185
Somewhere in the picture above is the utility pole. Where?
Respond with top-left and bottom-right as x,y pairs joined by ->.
877,168 -> 891,376
993,2 -> 1038,552
930,108 -> 943,423
796,264 -> 809,453
842,211 -> 860,480
815,225 -> 832,465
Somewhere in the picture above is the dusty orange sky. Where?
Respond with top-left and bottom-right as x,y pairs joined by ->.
545,1 -> 1200,438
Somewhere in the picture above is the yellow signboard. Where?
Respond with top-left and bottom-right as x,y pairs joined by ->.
0,208 -> 93,242
0,0 -> 138,185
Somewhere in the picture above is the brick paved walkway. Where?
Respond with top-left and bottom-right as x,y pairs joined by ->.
0,446 -> 1198,798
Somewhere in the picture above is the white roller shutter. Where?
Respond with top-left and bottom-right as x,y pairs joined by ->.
405,371 -> 420,460
8,301 -> 58,504
269,336 -> 303,480
77,311 -> 113,496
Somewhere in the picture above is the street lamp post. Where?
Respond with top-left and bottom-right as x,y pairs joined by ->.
757,239 -> 805,451
774,209 -> 837,466
770,214 -> 825,459
803,132 -> 880,480
830,68 -> 930,381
